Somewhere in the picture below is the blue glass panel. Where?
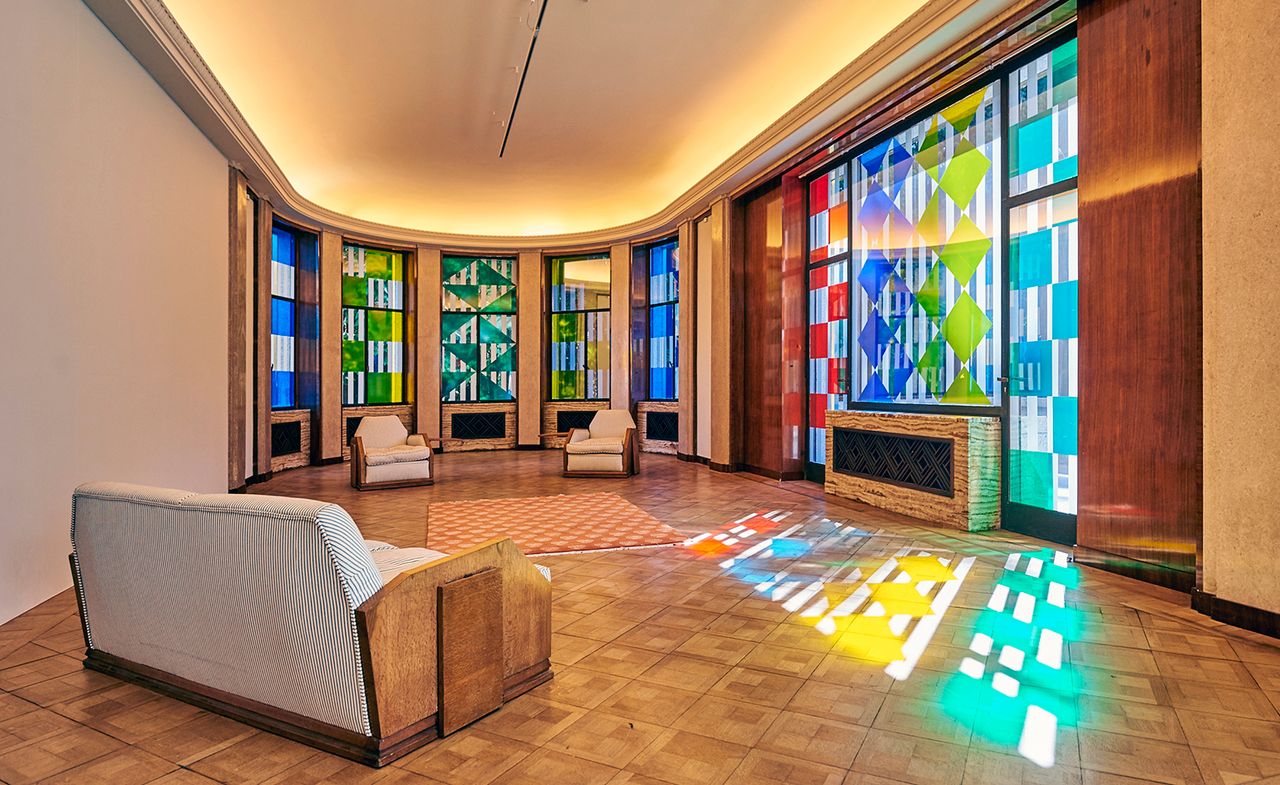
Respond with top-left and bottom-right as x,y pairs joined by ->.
648,302 -> 678,400
271,298 -> 295,337
271,227 -> 295,267
271,371 -> 294,409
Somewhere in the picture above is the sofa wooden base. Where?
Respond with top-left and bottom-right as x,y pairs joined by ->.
82,649 -> 552,767
353,477 -> 435,492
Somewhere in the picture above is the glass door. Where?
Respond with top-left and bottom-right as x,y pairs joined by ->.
1002,38 -> 1079,544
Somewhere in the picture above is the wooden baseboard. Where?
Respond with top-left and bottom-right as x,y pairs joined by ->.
316,456 -> 344,466
1192,589 -> 1280,638
676,452 -> 709,464
515,444 -> 544,451
709,461 -> 736,473
503,659 -> 552,701
1072,545 -> 1195,592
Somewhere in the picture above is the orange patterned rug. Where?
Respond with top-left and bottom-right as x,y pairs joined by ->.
426,493 -> 684,555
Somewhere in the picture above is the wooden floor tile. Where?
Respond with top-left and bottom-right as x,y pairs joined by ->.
613,622 -> 696,654
1163,679 -> 1279,720
739,643 -> 825,679
626,728 -> 749,785
672,695 -> 780,746
872,694 -> 973,746
135,712 -> 258,766
1173,707 -> 1280,757
963,747 -> 1084,785
596,680 -> 699,725
397,729 -> 534,785
527,666 -> 630,710
37,747 -> 175,785
1078,697 -> 1186,743
1077,729 -> 1204,785
575,643 -> 667,679
188,730 -> 320,784
559,614 -> 641,643
1153,652 -> 1259,689
545,710 -> 666,768
729,748 -> 846,785
472,696 -> 585,746
1142,631 -> 1240,661
636,654 -> 731,693
850,728 -> 969,785
674,632 -> 757,666
0,724 -> 124,785
787,679 -> 886,726
757,708 -> 867,768
1189,745 -> 1280,785
707,666 -> 803,709
489,747 -> 618,785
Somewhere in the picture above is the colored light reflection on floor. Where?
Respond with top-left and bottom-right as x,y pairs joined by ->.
944,549 -> 1080,769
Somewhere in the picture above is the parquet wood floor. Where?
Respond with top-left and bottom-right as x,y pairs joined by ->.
1,451 -> 1278,784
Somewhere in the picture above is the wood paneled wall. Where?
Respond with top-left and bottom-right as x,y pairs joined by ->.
227,171 -> 250,488
317,230 -> 344,461
1077,0 -> 1202,588
707,197 -> 739,470
609,242 -> 632,411
740,182 -> 784,477
416,247 -> 442,439
252,197 -> 273,477
517,250 -> 543,446
676,220 -> 697,457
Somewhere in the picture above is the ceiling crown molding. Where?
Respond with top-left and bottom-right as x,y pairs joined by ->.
85,0 -> 1011,250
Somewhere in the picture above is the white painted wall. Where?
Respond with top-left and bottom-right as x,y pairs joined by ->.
695,216 -> 713,459
0,0 -> 229,624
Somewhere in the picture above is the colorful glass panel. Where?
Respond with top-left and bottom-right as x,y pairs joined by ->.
1008,195 -> 1078,514
648,241 -> 679,401
807,260 -> 850,465
342,244 -> 405,405
440,255 -> 517,402
850,83 -> 1002,406
1009,39 -> 1078,196
269,226 -> 296,408
809,164 -> 849,262
550,255 -> 610,400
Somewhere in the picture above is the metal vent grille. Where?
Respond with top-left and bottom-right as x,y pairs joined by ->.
646,411 -> 678,443
557,410 -> 597,432
271,421 -> 302,457
832,427 -> 954,496
451,411 -> 506,440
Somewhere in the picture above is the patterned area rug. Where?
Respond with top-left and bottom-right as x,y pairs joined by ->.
426,492 -> 683,555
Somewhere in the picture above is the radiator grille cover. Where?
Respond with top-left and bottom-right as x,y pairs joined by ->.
271,421 -> 302,457
831,427 -> 954,497
451,411 -> 506,441
557,410 -> 597,432
645,411 -> 678,443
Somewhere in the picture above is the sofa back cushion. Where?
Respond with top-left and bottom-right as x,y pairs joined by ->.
355,415 -> 408,450
71,482 -> 383,735
589,409 -> 636,440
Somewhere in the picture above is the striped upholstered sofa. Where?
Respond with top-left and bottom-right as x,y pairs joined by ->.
69,482 -> 552,766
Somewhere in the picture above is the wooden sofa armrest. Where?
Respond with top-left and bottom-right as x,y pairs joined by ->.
351,435 -> 367,487
354,537 -> 551,739
623,427 -> 639,474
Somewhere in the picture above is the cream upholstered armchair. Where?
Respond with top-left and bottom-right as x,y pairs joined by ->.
351,415 -> 435,490
563,409 -> 639,477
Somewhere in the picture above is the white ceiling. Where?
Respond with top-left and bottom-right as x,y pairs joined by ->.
162,0 -> 936,237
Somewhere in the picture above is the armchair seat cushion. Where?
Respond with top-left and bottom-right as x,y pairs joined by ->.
565,438 -> 625,455
364,445 -> 432,466
370,546 -> 448,583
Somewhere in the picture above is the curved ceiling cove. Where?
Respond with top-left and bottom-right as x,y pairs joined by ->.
161,0 -> 938,238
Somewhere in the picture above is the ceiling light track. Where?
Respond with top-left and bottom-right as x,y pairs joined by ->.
499,0 -> 549,159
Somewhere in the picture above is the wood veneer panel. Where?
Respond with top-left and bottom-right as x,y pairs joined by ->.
227,170 -> 249,488
416,246 -> 442,439
740,182 -> 784,477
610,242 -> 632,411
318,231 -> 343,460
708,197 -> 739,469
437,568 -> 503,735
254,197 -> 274,476
677,220 -> 697,456
779,174 -> 808,479
1077,0 -> 1202,586
517,250 -> 544,446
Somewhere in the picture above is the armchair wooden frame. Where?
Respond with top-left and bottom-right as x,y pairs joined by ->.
351,434 -> 437,490
562,426 -> 640,478
73,537 -> 551,768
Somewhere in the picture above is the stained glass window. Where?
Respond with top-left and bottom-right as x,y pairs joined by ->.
1009,39 -> 1078,196
441,255 -> 517,402
648,240 -> 679,400
342,244 -> 405,405
1007,39 -> 1079,514
550,255 -> 610,400
807,260 -> 850,465
270,225 -> 296,408
809,164 -> 849,262
850,83 -> 1002,406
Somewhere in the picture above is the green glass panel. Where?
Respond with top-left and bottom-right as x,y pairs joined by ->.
342,341 -> 365,373
482,290 -> 517,313
342,275 -> 367,307
477,375 -> 514,402
941,293 -> 993,361
441,371 -> 472,399
485,346 -> 516,373
940,369 -> 990,405
477,316 -> 514,345
366,372 -> 395,403
367,310 -> 401,342
1009,449 -> 1054,509
441,313 -> 472,341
